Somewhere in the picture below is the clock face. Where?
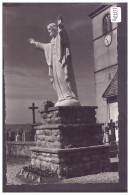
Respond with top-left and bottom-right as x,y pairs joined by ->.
104,34 -> 112,47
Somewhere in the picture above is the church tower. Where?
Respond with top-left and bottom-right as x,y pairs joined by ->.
89,4 -> 118,124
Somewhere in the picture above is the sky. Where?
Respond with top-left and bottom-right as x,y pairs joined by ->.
3,3 -> 101,124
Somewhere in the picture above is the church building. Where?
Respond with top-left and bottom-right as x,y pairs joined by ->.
89,5 -> 118,126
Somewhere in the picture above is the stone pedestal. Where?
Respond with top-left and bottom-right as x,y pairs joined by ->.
19,106 -> 110,181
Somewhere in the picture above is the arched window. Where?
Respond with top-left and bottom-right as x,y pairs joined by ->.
103,14 -> 112,34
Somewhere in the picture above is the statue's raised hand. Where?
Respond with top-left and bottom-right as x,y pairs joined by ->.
28,38 -> 35,44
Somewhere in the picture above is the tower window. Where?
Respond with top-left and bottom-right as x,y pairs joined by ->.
103,14 -> 112,34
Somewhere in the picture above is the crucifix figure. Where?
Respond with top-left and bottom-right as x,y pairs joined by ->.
28,102 -> 38,124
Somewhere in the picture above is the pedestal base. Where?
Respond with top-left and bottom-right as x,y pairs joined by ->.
35,124 -> 103,149
55,99 -> 80,107
18,106 -> 110,183
19,145 -> 110,182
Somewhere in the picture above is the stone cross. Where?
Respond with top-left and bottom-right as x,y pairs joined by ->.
29,102 -> 38,124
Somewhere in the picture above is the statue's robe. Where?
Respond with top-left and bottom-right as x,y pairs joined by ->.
35,28 -> 78,103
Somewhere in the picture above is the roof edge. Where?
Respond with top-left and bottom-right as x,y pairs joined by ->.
88,4 -> 112,18
102,71 -> 118,99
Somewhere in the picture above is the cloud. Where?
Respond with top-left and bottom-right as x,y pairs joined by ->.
5,98 -> 43,124
67,18 -> 91,31
4,70 -> 55,100
4,64 -> 48,78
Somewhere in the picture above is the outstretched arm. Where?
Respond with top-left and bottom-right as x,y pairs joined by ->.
28,38 -> 52,66
28,38 -> 45,50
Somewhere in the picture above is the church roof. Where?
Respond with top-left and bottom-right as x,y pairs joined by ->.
102,71 -> 118,99
88,5 -> 112,18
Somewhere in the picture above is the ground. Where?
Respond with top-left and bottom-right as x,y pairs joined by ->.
5,156 -> 119,185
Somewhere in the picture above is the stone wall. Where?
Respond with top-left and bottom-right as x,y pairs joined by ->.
6,141 -> 36,157
40,106 -> 97,124
29,145 -> 110,179
36,124 -> 103,149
